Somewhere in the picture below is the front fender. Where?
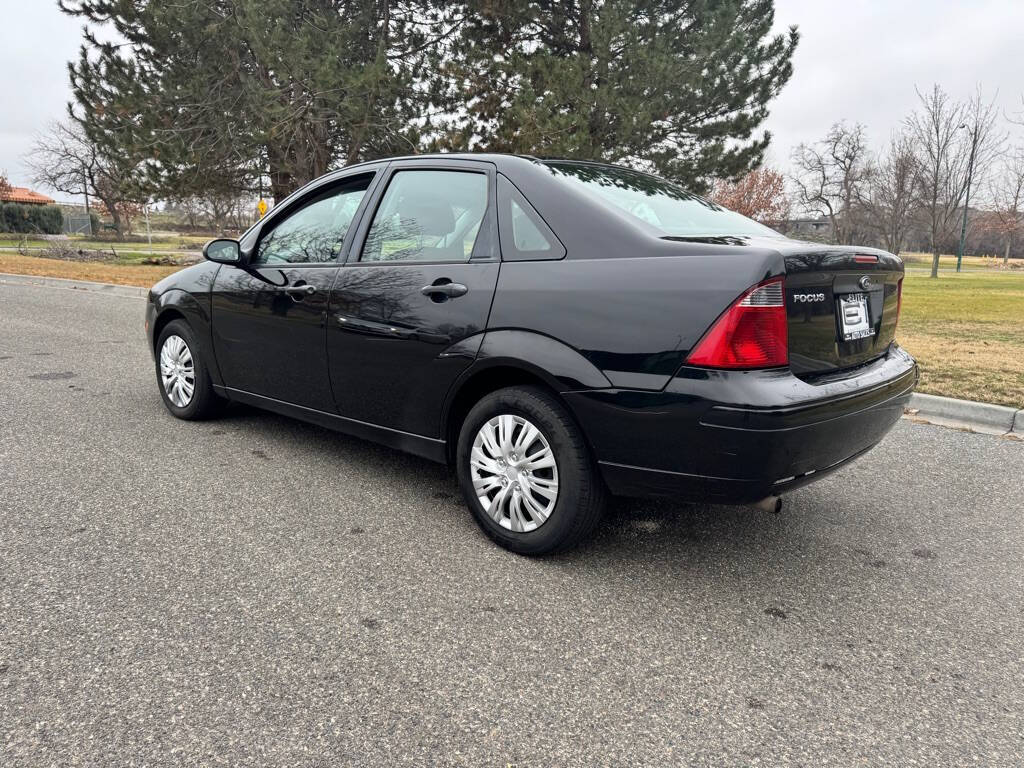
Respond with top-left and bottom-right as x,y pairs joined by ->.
148,286 -> 223,387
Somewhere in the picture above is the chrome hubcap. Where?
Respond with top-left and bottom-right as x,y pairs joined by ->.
159,335 -> 195,408
470,415 -> 559,533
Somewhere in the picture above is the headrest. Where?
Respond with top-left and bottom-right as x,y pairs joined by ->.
401,197 -> 455,238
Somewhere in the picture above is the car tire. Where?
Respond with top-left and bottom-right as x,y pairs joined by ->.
456,385 -> 606,555
155,319 -> 222,420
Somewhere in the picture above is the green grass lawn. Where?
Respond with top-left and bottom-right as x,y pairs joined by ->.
0,234 -> 207,251
900,251 -> 1023,271
0,239 -> 197,264
898,271 -> 1024,407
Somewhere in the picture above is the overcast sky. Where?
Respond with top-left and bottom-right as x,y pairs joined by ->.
2,0 -> 1023,201
764,0 -> 1024,165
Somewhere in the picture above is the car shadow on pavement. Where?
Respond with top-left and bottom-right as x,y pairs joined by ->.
207,403 -> 815,569
175,404 -> 921,636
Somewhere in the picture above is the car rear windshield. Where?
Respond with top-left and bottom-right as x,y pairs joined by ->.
544,162 -> 781,239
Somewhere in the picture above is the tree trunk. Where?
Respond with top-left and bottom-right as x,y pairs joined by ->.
268,167 -> 292,206
827,212 -> 840,245
930,250 -> 940,278
104,203 -> 125,241
1005,237 -> 1011,266
266,141 -> 295,204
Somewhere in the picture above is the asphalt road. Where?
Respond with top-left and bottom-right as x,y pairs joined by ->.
2,280 -> 1023,767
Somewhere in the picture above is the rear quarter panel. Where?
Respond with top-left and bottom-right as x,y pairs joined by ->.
488,248 -> 783,390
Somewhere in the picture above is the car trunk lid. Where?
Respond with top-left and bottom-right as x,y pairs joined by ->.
781,243 -> 903,378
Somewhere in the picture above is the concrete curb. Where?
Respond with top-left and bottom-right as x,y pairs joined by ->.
908,392 -> 1024,436
0,272 -> 148,298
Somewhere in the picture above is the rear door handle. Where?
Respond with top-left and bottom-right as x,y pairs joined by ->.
420,282 -> 468,299
283,284 -> 316,296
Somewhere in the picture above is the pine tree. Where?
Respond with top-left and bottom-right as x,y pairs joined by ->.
59,1 -> 454,202
58,1 -> 796,202
434,0 -> 798,192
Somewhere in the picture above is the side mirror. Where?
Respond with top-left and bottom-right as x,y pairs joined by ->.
203,238 -> 242,264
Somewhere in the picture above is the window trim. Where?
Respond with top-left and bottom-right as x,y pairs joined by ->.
243,171 -> 380,268
343,159 -> 499,268
496,174 -> 566,262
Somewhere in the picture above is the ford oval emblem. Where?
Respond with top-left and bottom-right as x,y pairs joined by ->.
858,275 -> 873,290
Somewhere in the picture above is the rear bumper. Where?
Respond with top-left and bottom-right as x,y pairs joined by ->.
564,345 -> 918,503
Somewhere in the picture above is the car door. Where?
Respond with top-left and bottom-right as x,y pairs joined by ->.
327,160 -> 500,438
210,169 -> 380,411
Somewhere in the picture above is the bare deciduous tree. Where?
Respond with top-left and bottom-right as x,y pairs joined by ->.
790,121 -> 873,245
990,149 -> 1024,265
906,85 -> 1002,277
866,132 -> 918,256
199,192 -> 258,235
166,196 -> 204,231
952,88 -> 1005,258
25,120 -> 138,239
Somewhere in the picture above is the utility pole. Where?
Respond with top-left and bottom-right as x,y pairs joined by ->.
82,166 -> 92,235
955,123 -> 980,273
144,204 -> 153,258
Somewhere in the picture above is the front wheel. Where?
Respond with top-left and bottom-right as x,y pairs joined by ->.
155,319 -> 222,420
456,386 -> 606,555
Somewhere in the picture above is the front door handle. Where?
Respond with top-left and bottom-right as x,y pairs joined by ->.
283,284 -> 316,297
420,282 -> 468,299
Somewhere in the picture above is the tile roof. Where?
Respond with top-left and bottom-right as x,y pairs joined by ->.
0,186 -> 56,205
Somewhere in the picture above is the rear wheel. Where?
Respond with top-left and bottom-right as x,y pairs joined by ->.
456,386 -> 606,555
155,319 -> 221,420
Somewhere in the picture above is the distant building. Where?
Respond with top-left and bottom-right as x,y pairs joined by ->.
0,186 -> 56,206
782,217 -> 833,237
777,217 -> 834,243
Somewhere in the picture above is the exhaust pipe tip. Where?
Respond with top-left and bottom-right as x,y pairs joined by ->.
754,495 -> 783,514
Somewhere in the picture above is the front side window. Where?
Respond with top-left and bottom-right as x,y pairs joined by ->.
361,170 -> 488,263
545,162 -> 782,239
255,176 -> 371,265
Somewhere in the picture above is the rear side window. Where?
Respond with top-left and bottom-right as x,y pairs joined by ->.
497,175 -> 565,261
360,170 -> 488,263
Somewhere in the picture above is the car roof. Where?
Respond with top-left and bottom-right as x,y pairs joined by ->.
324,152 -> 536,173
324,152 -> 652,178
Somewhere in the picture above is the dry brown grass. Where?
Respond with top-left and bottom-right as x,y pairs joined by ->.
0,252 -> 180,288
898,272 -> 1024,407
899,328 -> 1024,407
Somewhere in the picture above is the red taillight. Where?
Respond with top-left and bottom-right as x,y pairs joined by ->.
854,254 -> 879,264
686,278 -> 788,369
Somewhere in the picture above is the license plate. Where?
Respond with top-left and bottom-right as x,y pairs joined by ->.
838,293 -> 874,341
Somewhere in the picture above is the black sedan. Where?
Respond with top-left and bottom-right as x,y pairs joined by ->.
146,154 -> 917,554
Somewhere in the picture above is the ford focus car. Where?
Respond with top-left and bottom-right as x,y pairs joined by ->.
146,154 -> 917,554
